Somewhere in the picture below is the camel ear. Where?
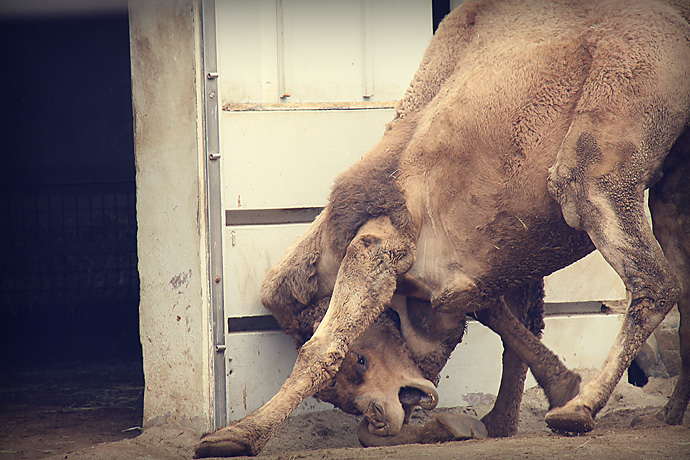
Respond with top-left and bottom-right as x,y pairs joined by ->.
260,225 -> 321,312
389,295 -> 417,343
391,296 -> 466,384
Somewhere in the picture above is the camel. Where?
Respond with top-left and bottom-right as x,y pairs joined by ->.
195,0 -> 690,456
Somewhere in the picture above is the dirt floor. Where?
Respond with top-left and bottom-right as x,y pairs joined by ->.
1,364 -> 689,460
0,362 -> 143,460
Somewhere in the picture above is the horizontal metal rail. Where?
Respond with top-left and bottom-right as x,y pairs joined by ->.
228,302 -> 610,334
223,100 -> 396,112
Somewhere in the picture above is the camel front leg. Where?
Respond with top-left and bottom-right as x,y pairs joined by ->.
195,217 -> 415,457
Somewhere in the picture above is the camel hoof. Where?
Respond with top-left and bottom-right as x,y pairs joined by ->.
546,371 -> 582,409
433,413 -> 488,441
194,427 -> 257,458
481,410 -> 517,438
545,403 -> 595,433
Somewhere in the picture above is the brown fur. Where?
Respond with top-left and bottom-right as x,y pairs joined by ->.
399,298 -> 467,384
276,293 -> 427,418
260,217 -> 323,346
196,0 -> 690,456
325,117 -> 419,259
314,313 -> 421,416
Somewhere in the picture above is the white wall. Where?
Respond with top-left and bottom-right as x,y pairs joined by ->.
129,0 -> 211,434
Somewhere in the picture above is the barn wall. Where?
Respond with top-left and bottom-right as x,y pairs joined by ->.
129,0 -> 211,434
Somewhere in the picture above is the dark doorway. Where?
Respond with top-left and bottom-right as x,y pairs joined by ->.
0,7 -> 140,367
0,6 -> 143,457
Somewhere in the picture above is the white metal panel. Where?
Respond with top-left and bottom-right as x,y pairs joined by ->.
225,331 -> 331,420
539,313 -> 625,370
276,1 -> 368,101
436,320 -> 504,403
436,313 -> 624,408
224,223 -> 311,318
366,0 -> 433,99
216,0 -> 432,104
221,109 -> 394,211
215,0 -> 279,103
544,251 -> 625,303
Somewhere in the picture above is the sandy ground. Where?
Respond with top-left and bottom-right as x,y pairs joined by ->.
2,364 -> 688,460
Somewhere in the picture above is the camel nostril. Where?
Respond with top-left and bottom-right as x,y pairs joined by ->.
372,401 -> 385,419
362,401 -> 387,430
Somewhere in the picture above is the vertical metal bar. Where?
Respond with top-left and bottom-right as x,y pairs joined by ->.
201,0 -> 227,431
361,0 -> 374,98
276,0 -> 291,98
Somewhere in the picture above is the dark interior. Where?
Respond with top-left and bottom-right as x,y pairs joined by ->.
0,9 -> 144,455
0,11 -> 140,368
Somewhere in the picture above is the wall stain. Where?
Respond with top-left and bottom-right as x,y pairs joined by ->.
462,392 -> 496,405
170,269 -> 192,289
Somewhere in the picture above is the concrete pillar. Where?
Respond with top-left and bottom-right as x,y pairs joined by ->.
129,0 -> 212,434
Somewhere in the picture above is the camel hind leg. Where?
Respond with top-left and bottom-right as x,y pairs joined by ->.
479,279 -> 547,437
545,110 -> 684,433
648,129 -> 690,426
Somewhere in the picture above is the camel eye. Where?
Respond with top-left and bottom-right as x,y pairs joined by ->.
356,354 -> 367,371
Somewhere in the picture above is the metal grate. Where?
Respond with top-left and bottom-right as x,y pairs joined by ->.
0,182 -> 139,317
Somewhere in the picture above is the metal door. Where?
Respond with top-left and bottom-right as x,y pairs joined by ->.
205,0 -> 433,425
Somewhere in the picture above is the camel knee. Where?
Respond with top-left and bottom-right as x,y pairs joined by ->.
347,216 -> 416,276
628,272 -> 681,325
